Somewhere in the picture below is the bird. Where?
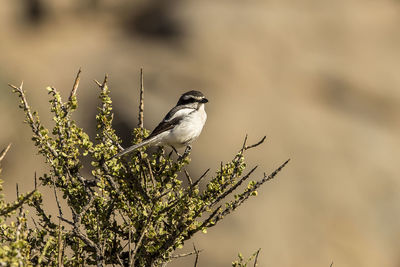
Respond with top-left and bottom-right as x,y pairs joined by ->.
112,90 -> 208,158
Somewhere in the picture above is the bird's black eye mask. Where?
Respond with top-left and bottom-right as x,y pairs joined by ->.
178,96 -> 200,105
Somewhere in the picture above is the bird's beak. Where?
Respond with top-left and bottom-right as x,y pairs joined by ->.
201,98 -> 209,103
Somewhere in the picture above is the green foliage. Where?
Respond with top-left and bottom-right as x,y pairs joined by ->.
232,249 -> 261,267
0,145 -> 37,267
4,72 -> 289,266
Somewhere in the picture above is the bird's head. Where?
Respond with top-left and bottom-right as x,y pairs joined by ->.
177,90 -> 208,108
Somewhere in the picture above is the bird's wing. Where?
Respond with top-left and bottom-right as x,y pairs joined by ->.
146,116 -> 183,139
146,106 -> 195,139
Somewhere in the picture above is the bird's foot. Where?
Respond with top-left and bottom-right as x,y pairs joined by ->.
184,145 -> 192,154
177,145 -> 191,161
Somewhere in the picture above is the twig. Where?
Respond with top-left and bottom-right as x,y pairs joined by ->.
241,134 -> 248,151
170,248 -> 203,259
188,205 -> 221,236
209,166 -> 258,207
253,248 -> 260,267
58,216 -> 74,226
104,131 -> 124,151
183,169 -> 193,185
0,189 -> 36,216
192,168 -> 210,187
128,202 -> 132,267
69,68 -> 81,101
8,82 -> 59,158
244,136 -> 266,150
94,74 -> 108,90
130,205 -> 155,265
15,183 -> 24,265
16,183 -> 20,200
213,159 -> 291,225
34,172 -> 38,190
138,67 -> 144,129
145,159 -> 156,187
51,176 -> 63,217
57,218 -> 63,267
193,244 -> 200,267
0,143 -> 11,162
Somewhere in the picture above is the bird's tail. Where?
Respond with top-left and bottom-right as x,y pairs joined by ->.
111,136 -> 159,159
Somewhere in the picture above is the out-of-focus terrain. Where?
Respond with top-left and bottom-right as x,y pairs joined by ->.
1,0 -> 400,266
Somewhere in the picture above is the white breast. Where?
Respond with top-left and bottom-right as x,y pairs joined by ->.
165,104 -> 207,147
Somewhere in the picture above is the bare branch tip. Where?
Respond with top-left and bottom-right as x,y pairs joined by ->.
8,83 -> 18,90
138,68 -> 145,128
254,248 -> 261,267
70,69 -> 82,99
0,143 -> 12,162
242,134 -> 248,149
34,172 -> 38,190
94,79 -> 102,87
16,183 -> 19,198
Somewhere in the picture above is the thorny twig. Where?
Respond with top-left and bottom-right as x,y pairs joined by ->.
170,247 -> 203,259
0,143 -> 12,162
69,68 -> 81,102
254,248 -> 261,267
138,67 -> 144,129
8,82 -> 59,158
193,244 -> 200,267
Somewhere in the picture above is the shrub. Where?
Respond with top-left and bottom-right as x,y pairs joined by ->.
3,70 -> 289,266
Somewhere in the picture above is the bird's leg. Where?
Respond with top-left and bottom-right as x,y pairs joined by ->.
171,146 -> 181,157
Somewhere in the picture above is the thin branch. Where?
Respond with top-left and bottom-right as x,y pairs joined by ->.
138,67 -> 144,129
193,244 -> 200,267
145,159 -> 157,187
183,169 -> 193,185
0,189 -> 36,216
34,172 -> 38,190
69,68 -> 81,101
213,159 -> 291,225
253,248 -> 261,267
210,166 -> 258,207
192,168 -> 210,187
241,134 -> 248,151
188,205 -> 221,236
255,159 -> 290,188
170,249 -> 203,259
51,176 -> 63,217
8,82 -> 59,158
57,218 -> 63,267
131,205 -> 155,264
104,131 -> 124,151
58,216 -> 74,226
94,80 -> 102,87
128,202 -> 132,267
94,74 -> 108,90
0,143 -> 12,162
16,183 -> 20,201
244,136 -> 266,151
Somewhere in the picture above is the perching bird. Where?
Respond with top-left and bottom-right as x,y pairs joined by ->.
112,90 -> 208,158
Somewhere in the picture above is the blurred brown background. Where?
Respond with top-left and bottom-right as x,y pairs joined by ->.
1,0 -> 400,266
